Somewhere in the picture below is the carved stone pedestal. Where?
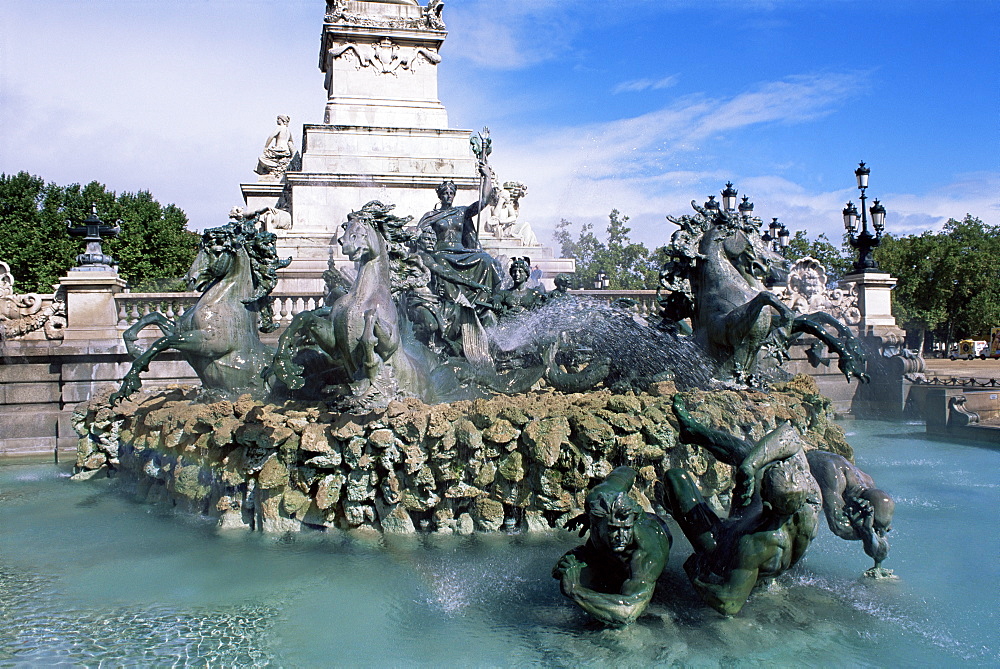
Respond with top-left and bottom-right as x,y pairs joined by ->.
58,271 -> 127,343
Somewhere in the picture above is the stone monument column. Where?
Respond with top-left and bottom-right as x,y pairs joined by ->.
840,271 -> 899,338
242,0 -> 479,294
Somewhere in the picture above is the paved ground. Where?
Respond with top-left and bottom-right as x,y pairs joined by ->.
921,357 -> 1000,381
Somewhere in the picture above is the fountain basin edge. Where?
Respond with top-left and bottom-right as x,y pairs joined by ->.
71,375 -> 852,535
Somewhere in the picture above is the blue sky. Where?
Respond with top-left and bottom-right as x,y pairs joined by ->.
1,0 -> 997,250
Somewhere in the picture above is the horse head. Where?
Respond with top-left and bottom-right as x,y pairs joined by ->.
340,202 -> 390,264
721,226 -> 787,287
187,225 -> 240,292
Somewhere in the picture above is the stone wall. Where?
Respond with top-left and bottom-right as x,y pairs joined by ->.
0,338 -> 198,457
71,375 -> 851,535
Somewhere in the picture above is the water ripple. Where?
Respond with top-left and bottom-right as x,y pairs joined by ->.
0,565 -> 278,667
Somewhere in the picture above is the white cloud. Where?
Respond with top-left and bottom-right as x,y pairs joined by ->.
484,72 -> 996,251
443,1 -> 580,69
613,75 -> 680,94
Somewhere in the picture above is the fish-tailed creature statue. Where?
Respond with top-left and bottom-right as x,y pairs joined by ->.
110,220 -> 289,404
664,395 -> 822,616
658,198 -> 869,386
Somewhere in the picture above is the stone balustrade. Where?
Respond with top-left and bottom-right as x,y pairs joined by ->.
115,292 -> 198,326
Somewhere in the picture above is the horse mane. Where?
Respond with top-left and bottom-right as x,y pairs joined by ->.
203,219 -> 291,333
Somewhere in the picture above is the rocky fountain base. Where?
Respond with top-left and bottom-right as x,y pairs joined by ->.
72,375 -> 850,535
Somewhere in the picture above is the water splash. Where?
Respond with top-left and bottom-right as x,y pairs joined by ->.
486,297 -> 714,390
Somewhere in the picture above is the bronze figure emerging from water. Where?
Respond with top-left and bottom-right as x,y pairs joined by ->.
663,396 -> 821,616
806,449 -> 895,576
552,466 -> 672,626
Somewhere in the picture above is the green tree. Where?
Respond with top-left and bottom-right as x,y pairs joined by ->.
784,230 -> 853,281
875,215 -> 1000,351
554,210 -> 659,289
0,172 -> 200,293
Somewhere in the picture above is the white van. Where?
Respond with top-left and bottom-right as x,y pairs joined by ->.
950,339 -> 988,360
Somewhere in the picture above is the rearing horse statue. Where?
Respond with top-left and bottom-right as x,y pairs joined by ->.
659,201 -> 868,385
110,221 -> 288,404
273,201 -> 432,406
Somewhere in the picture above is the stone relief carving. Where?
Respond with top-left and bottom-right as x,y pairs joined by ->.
0,261 -> 67,340
329,38 -> 441,75
255,115 -> 300,181
783,257 -> 861,326
325,0 -> 446,30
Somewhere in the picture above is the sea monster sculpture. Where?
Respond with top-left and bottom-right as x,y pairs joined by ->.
663,395 -> 822,616
658,197 -> 870,387
110,220 -> 289,404
553,466 -> 672,626
806,449 -> 895,577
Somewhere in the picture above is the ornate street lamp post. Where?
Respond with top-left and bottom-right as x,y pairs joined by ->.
593,271 -> 609,290
704,182 -> 788,254
67,205 -> 120,270
762,217 -> 790,254
721,182 -> 739,212
843,162 -> 886,273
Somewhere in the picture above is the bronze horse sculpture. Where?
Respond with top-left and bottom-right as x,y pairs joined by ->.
273,201 -> 433,406
110,221 -> 288,404
659,200 -> 868,386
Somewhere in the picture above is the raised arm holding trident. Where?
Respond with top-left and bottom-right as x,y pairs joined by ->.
469,127 -> 492,240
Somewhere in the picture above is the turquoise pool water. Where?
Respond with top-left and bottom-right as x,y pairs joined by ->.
1,420 -> 997,666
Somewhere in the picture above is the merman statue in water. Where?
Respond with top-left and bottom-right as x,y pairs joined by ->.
552,467 -> 672,626
663,396 -> 821,616
806,449 -> 895,578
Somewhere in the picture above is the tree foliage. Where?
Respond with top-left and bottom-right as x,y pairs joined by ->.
875,215 -> 1000,348
554,210 -> 662,289
0,172 -> 200,293
783,230 -> 853,282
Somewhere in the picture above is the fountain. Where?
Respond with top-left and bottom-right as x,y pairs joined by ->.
69,162 -> 887,622
63,0 -> 896,628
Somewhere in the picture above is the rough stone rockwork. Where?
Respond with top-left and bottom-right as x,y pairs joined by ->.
72,375 -> 851,535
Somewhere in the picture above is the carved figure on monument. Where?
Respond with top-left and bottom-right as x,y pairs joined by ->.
486,181 -> 538,246
325,0 -> 445,30
805,450 -> 895,576
255,115 -> 298,181
781,257 -> 861,326
0,261 -> 66,340
786,257 -> 829,313
417,165 -> 503,361
230,201 -> 292,232
664,396 -> 822,616
329,38 -> 441,75
553,466 -> 672,626
423,0 -> 446,29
